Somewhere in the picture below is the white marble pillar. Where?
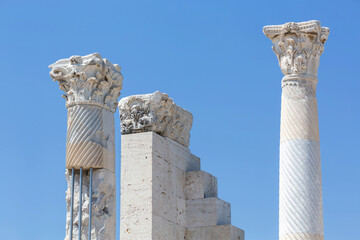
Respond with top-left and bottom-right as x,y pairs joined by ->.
49,53 -> 123,240
264,21 -> 329,240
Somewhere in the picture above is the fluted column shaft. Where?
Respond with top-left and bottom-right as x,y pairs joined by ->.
264,21 -> 329,240
279,75 -> 323,240
66,105 -> 115,170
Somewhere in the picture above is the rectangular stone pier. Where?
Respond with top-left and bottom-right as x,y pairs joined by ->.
120,131 -> 244,240
119,91 -> 244,240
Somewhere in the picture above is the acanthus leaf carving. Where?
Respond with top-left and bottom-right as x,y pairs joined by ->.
263,20 -> 329,77
118,91 -> 193,147
49,53 -> 123,113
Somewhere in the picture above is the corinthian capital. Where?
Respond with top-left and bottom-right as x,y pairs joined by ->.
118,91 -> 193,147
263,20 -> 329,77
49,53 -> 123,112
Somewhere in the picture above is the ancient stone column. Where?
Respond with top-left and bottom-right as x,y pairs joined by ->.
49,53 -> 123,240
263,21 -> 329,240
118,91 -> 244,240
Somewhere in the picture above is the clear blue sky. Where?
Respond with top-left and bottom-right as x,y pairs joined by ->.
0,0 -> 359,239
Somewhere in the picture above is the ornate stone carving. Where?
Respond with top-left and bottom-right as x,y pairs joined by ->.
118,91 -> 193,147
50,53 -> 119,240
49,53 -> 123,113
49,53 -> 121,170
264,20 -> 328,240
263,20 -> 329,77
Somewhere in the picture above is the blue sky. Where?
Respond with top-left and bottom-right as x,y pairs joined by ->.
0,0 -> 359,239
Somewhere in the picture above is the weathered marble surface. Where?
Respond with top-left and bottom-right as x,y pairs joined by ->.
65,105 -> 115,170
264,20 -> 328,240
279,140 -> 323,239
50,53 -> 121,240
65,169 -> 116,240
263,20 -> 329,77
118,91 -> 193,147
49,53 -> 123,113
49,53 -> 122,170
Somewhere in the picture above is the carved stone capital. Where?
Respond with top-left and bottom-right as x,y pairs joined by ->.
263,20 -> 329,78
118,91 -> 193,147
49,53 -> 123,113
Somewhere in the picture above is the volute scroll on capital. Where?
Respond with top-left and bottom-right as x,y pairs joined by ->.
49,53 -> 123,113
263,20 -> 329,78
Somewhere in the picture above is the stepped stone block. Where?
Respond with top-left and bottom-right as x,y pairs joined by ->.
185,171 -> 218,199
186,198 -> 231,228
152,131 -> 201,172
186,225 -> 245,240
119,92 -> 245,239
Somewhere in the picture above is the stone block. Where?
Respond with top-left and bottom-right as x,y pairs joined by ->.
121,132 -> 195,239
152,178 -> 177,223
152,214 -> 185,240
186,225 -> 245,240
185,171 -> 218,199
186,198 -> 231,228
120,183 -> 152,217
120,131 -> 244,239
120,213 -> 152,240
152,132 -> 200,172
176,196 -> 186,227
121,133 -> 153,186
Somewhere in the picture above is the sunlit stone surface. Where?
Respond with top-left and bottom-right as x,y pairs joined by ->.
50,53 -> 122,240
264,20 -> 329,240
119,92 -> 244,240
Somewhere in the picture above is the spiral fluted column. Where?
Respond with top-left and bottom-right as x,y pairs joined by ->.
50,53 -> 123,240
263,21 -> 329,240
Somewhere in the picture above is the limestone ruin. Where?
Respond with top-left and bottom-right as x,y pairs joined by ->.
49,19 -> 329,240
50,53 -> 122,240
118,92 -> 244,239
